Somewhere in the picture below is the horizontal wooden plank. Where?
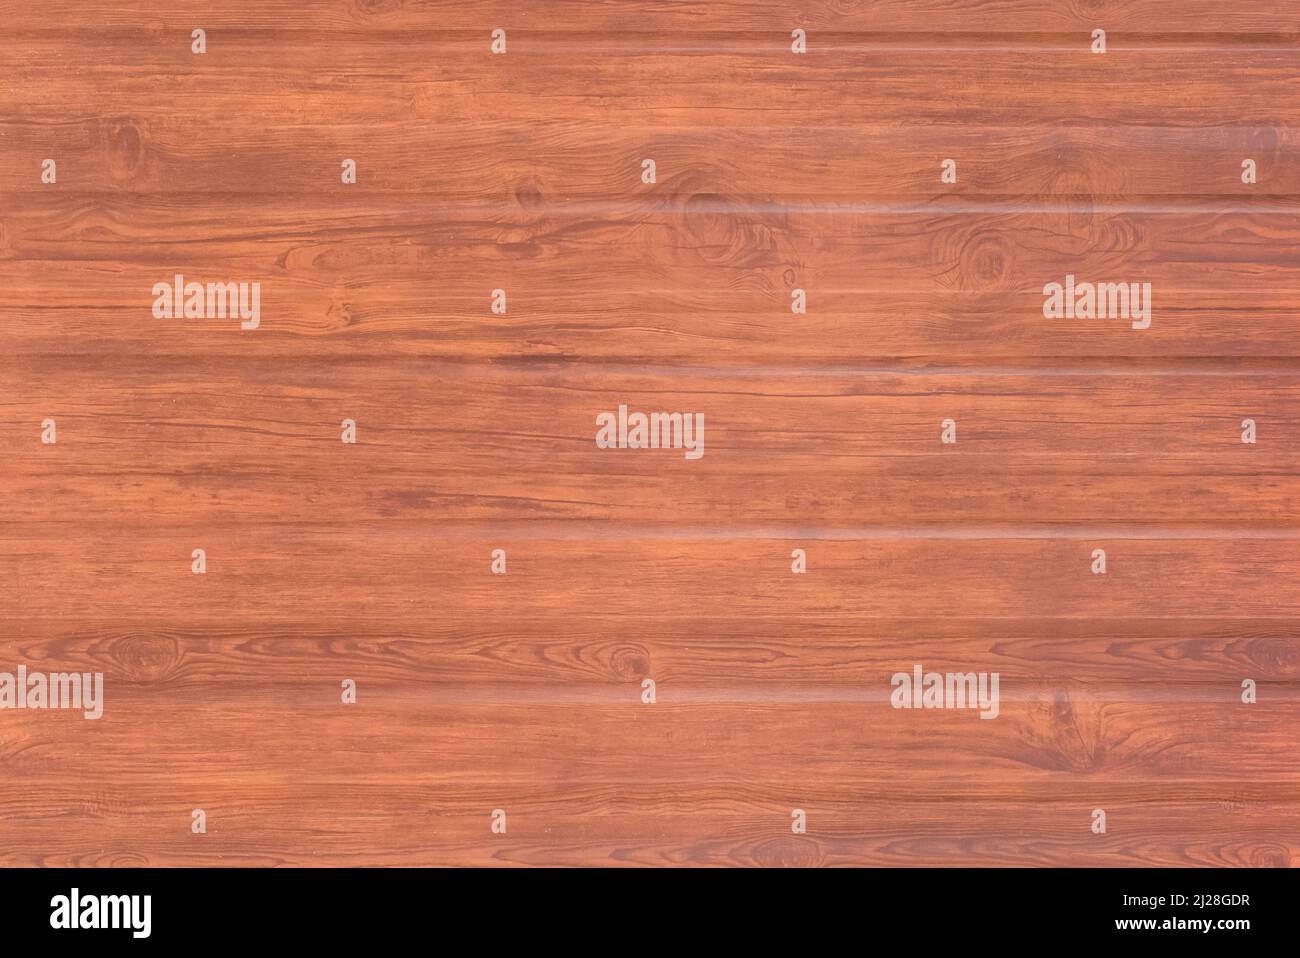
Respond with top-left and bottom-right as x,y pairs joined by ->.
1,796 -> 1295,866
7,532 -> 1300,620
8,198 -> 1295,290
4,199 -> 1300,363
0,693 -> 1294,864
9,296 -> 1300,363
7,199 -> 1295,278
8,46 -> 1300,126
4,363 -> 1298,525
2,695 -> 1295,787
6,121 -> 1297,196
6,1 -> 1299,35
5,616 -> 1297,688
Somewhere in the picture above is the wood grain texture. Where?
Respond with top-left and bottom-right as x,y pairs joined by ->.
2,1 -> 1298,867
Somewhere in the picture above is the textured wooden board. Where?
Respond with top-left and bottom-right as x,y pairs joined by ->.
8,1 -> 1300,33
9,48 -> 1300,128
12,530 -> 1300,619
6,198 -> 1300,363
5,123 -> 1300,198
6,364 -> 1300,526
3,696 -> 1298,865
2,2 -> 1298,867
8,615 -> 1299,685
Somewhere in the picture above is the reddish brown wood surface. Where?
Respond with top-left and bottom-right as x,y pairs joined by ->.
2,1 -> 1298,866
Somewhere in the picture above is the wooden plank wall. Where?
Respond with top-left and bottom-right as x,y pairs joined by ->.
2,1 -> 1298,866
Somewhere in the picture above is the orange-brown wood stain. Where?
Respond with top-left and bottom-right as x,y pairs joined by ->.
2,2 -> 1298,866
